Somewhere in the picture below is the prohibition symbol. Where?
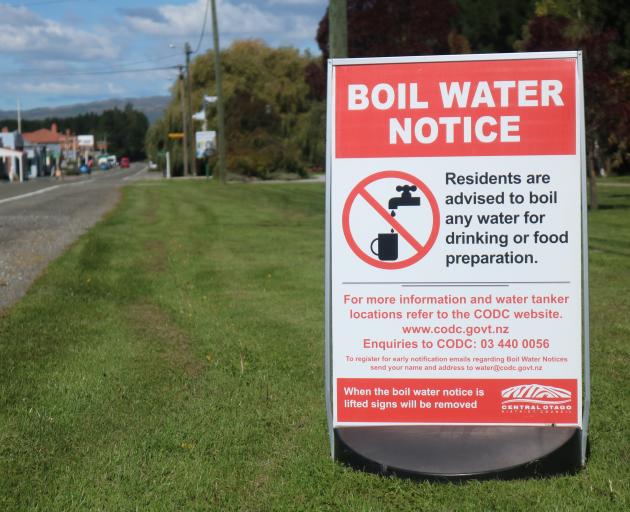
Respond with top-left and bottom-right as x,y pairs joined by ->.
342,170 -> 440,269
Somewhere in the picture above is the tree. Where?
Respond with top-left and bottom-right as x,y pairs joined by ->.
316,0 -> 458,60
147,40 -> 323,178
308,0 -> 462,123
95,105 -> 148,160
518,0 -> 630,206
455,0 -> 536,53
1,106 -> 149,160
122,104 -> 150,160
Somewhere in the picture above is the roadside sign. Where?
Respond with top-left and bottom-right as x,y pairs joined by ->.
168,132 -> 185,140
325,52 -> 589,476
195,130 -> 216,158
77,134 -> 94,147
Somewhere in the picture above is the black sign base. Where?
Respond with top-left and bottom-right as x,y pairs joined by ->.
335,426 -> 582,479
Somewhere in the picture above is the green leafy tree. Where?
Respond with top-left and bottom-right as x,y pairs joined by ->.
1,106 -> 149,160
146,40 -> 323,179
95,104 -> 148,159
455,0 -> 536,52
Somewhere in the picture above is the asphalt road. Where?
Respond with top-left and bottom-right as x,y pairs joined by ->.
0,162 -> 151,311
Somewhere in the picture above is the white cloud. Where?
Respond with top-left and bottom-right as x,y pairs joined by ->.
123,0 -> 278,36
105,82 -> 127,95
267,0 -> 324,5
0,4 -> 119,61
122,0 -> 318,41
11,82 -> 93,95
4,73 -> 132,97
0,4 -> 42,25
0,0 -> 325,109
281,14 -> 317,41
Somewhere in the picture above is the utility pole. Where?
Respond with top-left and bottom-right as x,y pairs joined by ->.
329,0 -> 348,58
17,98 -> 22,133
179,66 -> 189,177
210,0 -> 227,183
185,42 -> 196,176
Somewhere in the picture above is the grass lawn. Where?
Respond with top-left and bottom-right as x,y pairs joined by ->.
1,178 -> 629,510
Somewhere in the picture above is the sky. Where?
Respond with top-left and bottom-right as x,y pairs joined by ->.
0,0 -> 328,110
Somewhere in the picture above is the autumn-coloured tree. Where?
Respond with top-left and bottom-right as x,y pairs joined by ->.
519,2 -> 630,206
308,0 -> 461,109
316,0 -> 458,60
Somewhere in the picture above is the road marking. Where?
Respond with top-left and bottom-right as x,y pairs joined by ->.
123,166 -> 149,181
0,185 -> 60,205
1,166 -> 149,206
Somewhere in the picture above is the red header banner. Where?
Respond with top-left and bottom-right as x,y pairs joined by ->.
335,59 -> 576,158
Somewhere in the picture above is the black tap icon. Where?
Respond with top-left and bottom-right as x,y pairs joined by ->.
370,184 -> 421,260
388,185 -> 420,216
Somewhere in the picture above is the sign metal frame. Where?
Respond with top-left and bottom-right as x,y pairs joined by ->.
324,51 -> 590,472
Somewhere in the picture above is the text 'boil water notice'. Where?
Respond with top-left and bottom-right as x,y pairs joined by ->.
328,55 -> 583,427
335,59 -> 576,158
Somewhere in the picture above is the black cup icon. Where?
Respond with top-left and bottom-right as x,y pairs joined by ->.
371,233 -> 398,261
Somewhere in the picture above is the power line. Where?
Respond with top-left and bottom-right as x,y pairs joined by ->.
192,0 -> 211,54
107,52 -> 181,68
4,0 -> 96,7
3,2 -> 182,72
54,65 -> 180,76
3,2 -> 188,73
2,52 -> 180,77
1,65 -> 179,78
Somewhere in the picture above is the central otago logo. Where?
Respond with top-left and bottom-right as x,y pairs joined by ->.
501,384 -> 572,413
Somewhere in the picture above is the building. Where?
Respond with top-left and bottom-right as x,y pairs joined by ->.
23,141 -> 47,178
0,129 -> 26,181
22,123 -> 78,174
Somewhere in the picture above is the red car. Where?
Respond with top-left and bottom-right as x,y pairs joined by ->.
120,157 -> 130,168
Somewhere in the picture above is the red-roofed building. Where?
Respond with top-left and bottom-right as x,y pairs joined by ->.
22,123 -> 79,175
22,123 -> 76,150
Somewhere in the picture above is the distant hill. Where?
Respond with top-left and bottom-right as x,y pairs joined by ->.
0,96 -> 170,124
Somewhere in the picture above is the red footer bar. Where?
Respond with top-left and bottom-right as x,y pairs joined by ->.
337,378 -> 578,424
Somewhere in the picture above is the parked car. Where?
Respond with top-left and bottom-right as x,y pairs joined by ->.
97,156 -> 110,170
107,155 -> 118,167
120,157 -> 130,168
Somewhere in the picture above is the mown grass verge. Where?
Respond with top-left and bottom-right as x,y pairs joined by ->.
0,179 -> 628,510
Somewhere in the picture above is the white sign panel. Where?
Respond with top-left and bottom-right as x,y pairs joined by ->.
77,135 -> 94,147
326,52 -> 586,429
195,130 -> 216,158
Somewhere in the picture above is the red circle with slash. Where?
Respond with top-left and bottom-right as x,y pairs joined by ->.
342,170 -> 440,269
